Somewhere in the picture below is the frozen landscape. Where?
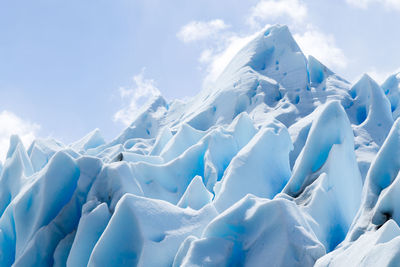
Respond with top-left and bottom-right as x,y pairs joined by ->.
1,24 -> 400,266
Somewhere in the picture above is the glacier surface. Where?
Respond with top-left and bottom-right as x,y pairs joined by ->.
1,24 -> 400,266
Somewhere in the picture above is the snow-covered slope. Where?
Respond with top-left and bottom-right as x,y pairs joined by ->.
0,24 -> 399,266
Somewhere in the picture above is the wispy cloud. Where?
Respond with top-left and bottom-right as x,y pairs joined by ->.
177,18 -> 242,84
176,1 -> 348,86
0,111 -> 40,161
365,67 -> 400,84
247,0 -> 347,70
247,0 -> 308,27
177,19 -> 230,43
294,27 -> 348,70
199,30 -> 265,84
114,70 -> 161,126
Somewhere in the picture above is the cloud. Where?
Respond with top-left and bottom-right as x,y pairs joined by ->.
248,0 -> 307,27
114,70 -> 161,126
346,0 -> 400,10
200,29 -> 266,84
0,111 -> 40,161
177,19 -> 230,43
246,1 -> 347,72
177,1 -> 347,88
177,18 -> 252,84
200,23 -> 348,84
365,67 -> 400,84
294,27 -> 348,70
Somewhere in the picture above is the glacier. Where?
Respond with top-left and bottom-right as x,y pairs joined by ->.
1,24 -> 400,266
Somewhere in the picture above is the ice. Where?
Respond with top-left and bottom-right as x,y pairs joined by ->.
150,127 -> 173,156
112,151 -> 163,164
348,118 -> 400,242
28,138 -> 65,172
280,101 -> 362,251
287,108 -> 315,168
175,236 -> 233,267
53,231 -> 75,267
226,112 -> 257,150
219,25 -> 309,93
1,23 -> 400,266
112,194 -> 217,267
0,151 -> 80,266
160,123 -> 206,162
316,219 -> 400,266
202,127 -> 242,190
70,128 -> 105,153
382,72 -> 400,119
14,152 -> 79,257
113,95 -> 168,143
315,119 -> 400,265
87,195 -> 143,267
372,171 -> 400,226
67,202 -> 111,267
177,195 -> 325,267
348,74 -> 393,145
214,122 -> 292,212
88,161 -> 144,211
307,55 -> 333,86
283,101 -> 358,197
0,136 -> 33,216
177,175 -> 213,210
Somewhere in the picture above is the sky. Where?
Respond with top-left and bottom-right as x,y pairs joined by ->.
0,0 -> 400,160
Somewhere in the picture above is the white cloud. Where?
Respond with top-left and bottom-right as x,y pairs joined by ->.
177,1 -> 348,88
365,67 -> 400,84
0,111 -> 40,161
201,30 -> 265,84
114,70 -> 161,126
248,0 -> 307,27
200,24 -> 348,84
246,1 -> 348,72
346,0 -> 400,10
177,19 -> 229,43
294,28 -> 348,70
177,18 -> 254,84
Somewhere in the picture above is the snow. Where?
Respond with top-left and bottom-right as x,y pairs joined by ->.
0,24 -> 400,266
70,128 -> 106,153
181,195 -> 325,266
308,55 -> 333,86
111,194 -> 217,267
347,118 -> 400,242
214,122 -> 292,212
87,195 -> 143,267
280,101 -> 363,251
177,175 -> 213,210
160,123 -> 206,162
315,219 -> 400,266
67,202 -> 110,267
382,72 -> 400,119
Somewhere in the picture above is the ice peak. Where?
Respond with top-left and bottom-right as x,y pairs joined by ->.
359,73 -> 379,86
284,101 -> 353,197
347,118 -> 400,242
261,24 -> 300,52
217,24 -> 308,92
307,55 -> 334,85
71,128 -> 105,152
6,135 -> 24,160
382,72 -> 400,119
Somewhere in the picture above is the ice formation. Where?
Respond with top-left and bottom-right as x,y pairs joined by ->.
1,24 -> 400,266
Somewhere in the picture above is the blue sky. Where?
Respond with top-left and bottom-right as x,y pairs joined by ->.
0,0 -> 399,159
